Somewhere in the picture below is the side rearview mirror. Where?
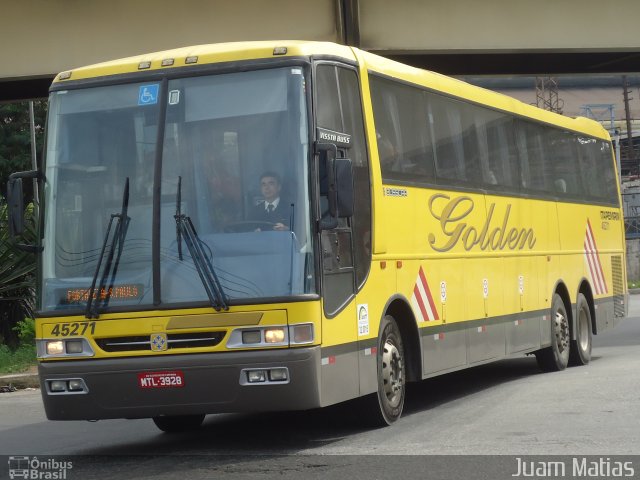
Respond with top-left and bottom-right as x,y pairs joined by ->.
317,143 -> 355,230
6,169 -> 43,253
7,177 -> 25,237
334,158 -> 354,218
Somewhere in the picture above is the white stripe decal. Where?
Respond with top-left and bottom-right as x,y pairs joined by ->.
411,267 -> 439,322
584,220 -> 607,294
585,230 -> 604,292
411,295 -> 425,322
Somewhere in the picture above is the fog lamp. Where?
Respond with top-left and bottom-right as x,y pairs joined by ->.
67,379 -> 85,392
242,330 -> 262,344
66,340 -> 83,354
49,380 -> 67,392
247,370 -> 267,383
264,328 -> 286,344
46,341 -> 64,355
269,368 -> 288,382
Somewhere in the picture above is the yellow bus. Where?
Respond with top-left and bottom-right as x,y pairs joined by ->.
7,41 -> 627,431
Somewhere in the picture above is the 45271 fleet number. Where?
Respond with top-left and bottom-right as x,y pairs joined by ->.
51,322 -> 96,336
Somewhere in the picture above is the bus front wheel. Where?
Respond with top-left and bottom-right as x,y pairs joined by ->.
569,293 -> 592,366
369,315 -> 406,426
535,294 -> 571,372
152,414 -> 205,433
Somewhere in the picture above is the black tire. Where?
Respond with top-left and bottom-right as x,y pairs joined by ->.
535,293 -> 571,372
365,315 -> 406,426
569,293 -> 592,366
152,414 -> 205,433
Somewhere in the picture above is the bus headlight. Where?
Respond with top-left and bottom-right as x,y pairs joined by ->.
65,340 -> 84,354
227,324 -> 314,348
241,330 -> 262,344
38,338 -> 95,358
264,328 -> 286,343
46,341 -> 64,355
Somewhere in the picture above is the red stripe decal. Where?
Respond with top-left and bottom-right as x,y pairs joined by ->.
418,267 -> 439,320
414,284 -> 430,321
585,220 -> 607,294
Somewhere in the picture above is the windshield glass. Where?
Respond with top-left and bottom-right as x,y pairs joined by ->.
160,67 -> 313,304
41,83 -> 159,312
40,66 -> 314,313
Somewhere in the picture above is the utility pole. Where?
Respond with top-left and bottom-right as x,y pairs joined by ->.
622,75 -> 637,173
29,101 -> 39,217
535,77 -> 564,114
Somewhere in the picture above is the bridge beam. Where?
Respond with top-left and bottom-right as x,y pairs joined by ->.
2,0 -> 640,101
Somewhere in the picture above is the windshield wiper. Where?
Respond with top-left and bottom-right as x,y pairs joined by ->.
174,176 -> 228,311
85,178 -> 131,319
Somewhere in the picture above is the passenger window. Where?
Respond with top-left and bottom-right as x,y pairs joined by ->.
479,111 -> 519,190
515,120 -> 548,192
579,137 -> 618,204
544,131 -> 581,196
369,75 -> 435,182
431,94 -> 464,182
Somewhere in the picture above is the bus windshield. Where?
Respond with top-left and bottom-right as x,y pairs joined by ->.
41,66 -> 314,313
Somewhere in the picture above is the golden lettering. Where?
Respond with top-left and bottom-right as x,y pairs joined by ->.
428,194 -> 474,252
428,195 -> 537,252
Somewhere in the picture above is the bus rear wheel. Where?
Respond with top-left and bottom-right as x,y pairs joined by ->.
369,315 -> 406,426
152,414 -> 205,433
535,293 -> 570,372
569,293 -> 592,366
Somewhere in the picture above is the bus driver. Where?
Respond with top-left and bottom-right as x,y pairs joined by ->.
251,171 -> 289,231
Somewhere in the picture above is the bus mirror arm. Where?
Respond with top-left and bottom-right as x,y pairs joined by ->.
6,170 -> 43,253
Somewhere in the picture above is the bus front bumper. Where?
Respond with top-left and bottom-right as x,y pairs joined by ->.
38,346 -> 321,420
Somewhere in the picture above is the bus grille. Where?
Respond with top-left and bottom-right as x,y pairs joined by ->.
611,255 -> 625,318
96,331 -> 226,352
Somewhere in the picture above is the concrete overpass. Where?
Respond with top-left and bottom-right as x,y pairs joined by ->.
3,0 -> 640,101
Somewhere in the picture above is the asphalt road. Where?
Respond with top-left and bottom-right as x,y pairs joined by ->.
1,298 -> 639,479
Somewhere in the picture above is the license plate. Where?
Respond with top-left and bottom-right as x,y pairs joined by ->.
138,371 -> 185,388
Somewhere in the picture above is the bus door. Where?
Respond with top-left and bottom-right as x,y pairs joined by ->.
314,62 -> 372,405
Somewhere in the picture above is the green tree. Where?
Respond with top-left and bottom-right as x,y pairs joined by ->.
0,100 -> 44,346
0,201 -> 36,346
0,100 -> 47,200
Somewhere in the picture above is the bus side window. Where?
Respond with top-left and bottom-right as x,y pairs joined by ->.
543,131 -> 582,196
369,75 -> 435,182
476,108 -> 519,190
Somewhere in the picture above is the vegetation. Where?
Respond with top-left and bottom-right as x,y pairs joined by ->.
1,100 -> 45,352
0,100 -> 46,199
0,201 -> 37,346
0,318 -> 36,374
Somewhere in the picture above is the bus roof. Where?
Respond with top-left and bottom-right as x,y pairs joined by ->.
53,41 -> 356,83
53,40 -> 610,141
358,50 -> 611,141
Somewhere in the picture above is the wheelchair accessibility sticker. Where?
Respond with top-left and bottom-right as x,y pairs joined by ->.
138,84 -> 159,105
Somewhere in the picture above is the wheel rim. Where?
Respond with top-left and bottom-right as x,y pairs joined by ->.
578,307 -> 590,351
554,310 -> 570,354
381,338 -> 403,408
